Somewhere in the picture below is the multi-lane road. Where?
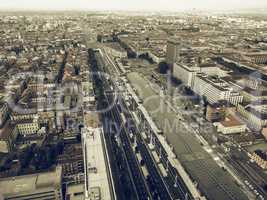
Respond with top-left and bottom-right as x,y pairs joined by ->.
126,72 -> 249,200
97,49 -> 194,199
91,50 -> 151,200
91,49 -> 196,200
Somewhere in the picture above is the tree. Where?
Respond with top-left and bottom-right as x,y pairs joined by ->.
97,35 -> 102,43
158,61 -> 169,74
74,65 -> 80,75
76,134 -> 81,142
139,53 -> 154,64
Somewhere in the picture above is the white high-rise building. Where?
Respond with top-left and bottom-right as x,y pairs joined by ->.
173,63 -> 200,87
173,61 -> 229,88
192,73 -> 243,105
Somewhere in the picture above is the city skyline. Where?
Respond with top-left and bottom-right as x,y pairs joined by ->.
1,0 -> 267,11
1,4 -> 267,200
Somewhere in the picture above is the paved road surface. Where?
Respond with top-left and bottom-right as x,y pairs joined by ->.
127,72 -> 249,200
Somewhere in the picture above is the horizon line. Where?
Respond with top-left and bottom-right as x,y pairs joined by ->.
0,7 -> 267,13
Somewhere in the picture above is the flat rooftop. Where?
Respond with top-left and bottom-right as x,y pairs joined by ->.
83,126 -> 112,200
0,166 -> 62,197
105,43 -> 126,53
66,184 -> 84,200
220,115 -> 245,127
84,112 -> 100,128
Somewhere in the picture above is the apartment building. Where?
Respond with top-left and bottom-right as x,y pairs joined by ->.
215,114 -> 247,134
173,61 -> 229,88
237,100 -> 267,131
173,63 -> 200,87
193,73 -> 243,105
241,87 -> 267,102
0,121 -> 18,153
0,166 -> 63,200
249,150 -> 267,169
16,117 -> 40,136
0,102 -> 9,128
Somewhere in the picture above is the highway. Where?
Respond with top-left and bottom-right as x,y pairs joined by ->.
98,48 -> 203,200
122,100 -> 174,200
93,48 -> 193,200
94,48 -> 197,200
91,50 -> 152,200
121,98 -> 194,200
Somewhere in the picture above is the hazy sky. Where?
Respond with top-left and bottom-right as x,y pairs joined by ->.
1,0 -> 267,11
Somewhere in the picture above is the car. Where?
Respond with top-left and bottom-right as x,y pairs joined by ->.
140,159 -> 145,166
249,184 -> 254,190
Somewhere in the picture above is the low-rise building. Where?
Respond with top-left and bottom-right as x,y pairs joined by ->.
206,103 -> 227,122
10,110 -> 38,122
0,121 -> 18,153
237,100 -> 267,131
241,87 -> 267,102
82,113 -> 113,200
0,166 -> 63,200
245,52 -> 267,64
16,117 -> 39,136
261,127 -> 267,140
147,50 -> 165,64
215,115 -> 247,134
232,133 -> 255,146
250,150 -> 267,169
105,44 -> 127,58
66,184 -> 84,200
0,102 -> 9,128
15,134 -> 45,149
